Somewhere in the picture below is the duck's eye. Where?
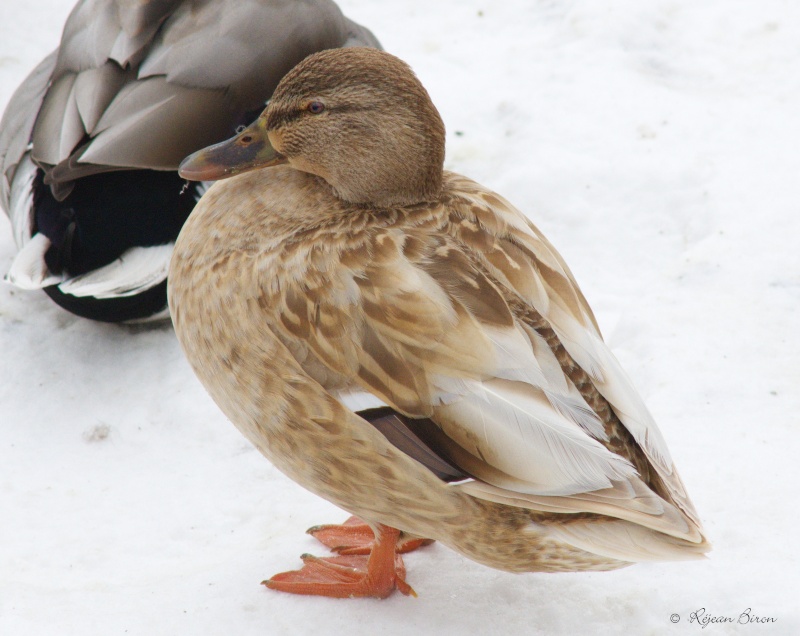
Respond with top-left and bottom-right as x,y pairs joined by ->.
307,101 -> 325,114
235,125 -> 246,134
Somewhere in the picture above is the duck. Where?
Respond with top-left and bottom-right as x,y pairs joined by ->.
169,47 -> 710,599
0,0 -> 379,322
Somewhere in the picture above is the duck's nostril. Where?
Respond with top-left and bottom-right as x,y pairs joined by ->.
241,135 -> 253,144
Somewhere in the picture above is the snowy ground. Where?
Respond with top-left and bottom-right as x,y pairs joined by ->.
2,1 -> 799,634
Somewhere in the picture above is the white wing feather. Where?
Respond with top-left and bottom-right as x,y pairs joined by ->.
57,244 -> 172,298
335,389 -> 389,413
437,378 -> 637,496
5,233 -> 65,289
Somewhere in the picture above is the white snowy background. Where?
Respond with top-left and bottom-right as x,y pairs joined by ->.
1,1 -> 798,634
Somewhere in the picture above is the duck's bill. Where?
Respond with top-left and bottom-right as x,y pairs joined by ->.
178,117 -> 287,181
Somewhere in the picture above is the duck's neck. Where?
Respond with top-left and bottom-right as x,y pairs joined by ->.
332,167 -> 443,208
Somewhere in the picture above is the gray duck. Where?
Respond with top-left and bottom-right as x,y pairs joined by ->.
0,0 -> 378,321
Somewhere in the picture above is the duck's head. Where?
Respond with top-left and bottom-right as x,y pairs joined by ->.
179,48 -> 445,207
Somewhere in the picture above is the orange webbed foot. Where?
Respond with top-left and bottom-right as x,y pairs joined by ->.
307,515 -> 434,555
263,524 -> 417,599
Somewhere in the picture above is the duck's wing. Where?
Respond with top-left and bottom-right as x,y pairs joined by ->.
28,0 -> 379,187
441,175 -> 703,526
264,183 -> 707,559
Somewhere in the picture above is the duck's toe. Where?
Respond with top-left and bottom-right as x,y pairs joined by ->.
263,525 -> 416,599
307,515 -> 434,555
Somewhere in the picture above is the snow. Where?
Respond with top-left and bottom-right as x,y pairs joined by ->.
1,1 -> 799,633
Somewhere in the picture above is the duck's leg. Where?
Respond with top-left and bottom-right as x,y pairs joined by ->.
263,523 -> 416,598
307,515 -> 434,555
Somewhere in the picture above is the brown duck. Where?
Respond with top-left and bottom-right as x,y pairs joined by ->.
169,47 -> 710,599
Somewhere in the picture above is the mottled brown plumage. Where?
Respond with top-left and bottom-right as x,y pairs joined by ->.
169,48 -> 709,598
